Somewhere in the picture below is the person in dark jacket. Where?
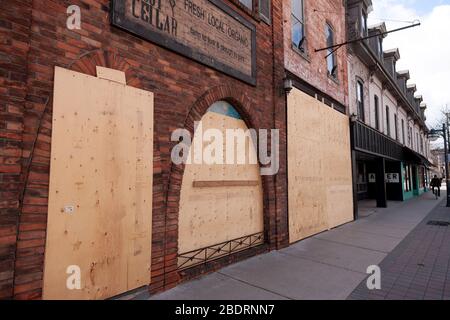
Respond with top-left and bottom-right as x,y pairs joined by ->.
430,175 -> 442,197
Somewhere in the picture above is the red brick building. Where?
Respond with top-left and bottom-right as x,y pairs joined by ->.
0,0 -> 290,300
0,0 -> 356,300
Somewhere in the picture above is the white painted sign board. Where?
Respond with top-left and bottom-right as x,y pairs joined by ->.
385,173 -> 400,183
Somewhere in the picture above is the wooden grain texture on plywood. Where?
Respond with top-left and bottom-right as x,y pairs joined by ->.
96,66 -> 126,84
178,110 -> 263,257
287,88 -> 353,244
43,67 -> 153,300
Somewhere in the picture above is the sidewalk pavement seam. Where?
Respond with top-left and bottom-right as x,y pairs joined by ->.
312,237 -> 392,254
277,250 -> 368,276
335,227 -> 406,240
216,271 -> 294,300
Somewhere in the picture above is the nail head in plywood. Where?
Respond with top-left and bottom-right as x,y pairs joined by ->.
96,66 -> 126,84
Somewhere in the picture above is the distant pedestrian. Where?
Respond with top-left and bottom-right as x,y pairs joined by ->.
430,175 -> 442,198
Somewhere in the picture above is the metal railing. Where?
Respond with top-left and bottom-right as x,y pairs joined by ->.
177,232 -> 265,271
352,120 -> 404,160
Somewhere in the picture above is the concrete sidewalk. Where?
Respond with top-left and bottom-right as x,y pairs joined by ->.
349,198 -> 450,300
133,192 -> 443,300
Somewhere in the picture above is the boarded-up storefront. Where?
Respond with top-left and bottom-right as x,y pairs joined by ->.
43,67 -> 154,299
288,88 -> 353,243
177,101 -> 264,270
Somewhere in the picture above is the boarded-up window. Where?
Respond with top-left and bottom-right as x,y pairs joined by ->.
43,67 -> 154,300
287,88 -> 353,243
177,101 -> 264,269
259,0 -> 271,23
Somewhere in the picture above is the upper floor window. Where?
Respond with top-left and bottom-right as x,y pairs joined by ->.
291,0 -> 305,52
326,24 -> 337,78
377,37 -> 383,58
401,119 -> 405,144
357,81 -> 364,122
394,114 -> 399,141
408,126 -> 412,147
416,133 -> 419,151
361,10 -> 368,36
420,136 -> 424,153
239,0 -> 253,10
386,106 -> 390,136
374,95 -> 380,130
259,0 -> 271,23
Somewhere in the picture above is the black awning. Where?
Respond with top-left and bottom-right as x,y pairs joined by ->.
402,147 -> 433,168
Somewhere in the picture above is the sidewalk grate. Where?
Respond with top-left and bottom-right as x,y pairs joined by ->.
427,220 -> 450,227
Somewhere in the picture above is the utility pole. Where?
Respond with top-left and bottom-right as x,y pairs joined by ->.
445,110 -> 450,152
429,125 -> 450,207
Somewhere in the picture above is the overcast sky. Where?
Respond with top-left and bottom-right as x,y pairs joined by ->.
368,0 -> 450,128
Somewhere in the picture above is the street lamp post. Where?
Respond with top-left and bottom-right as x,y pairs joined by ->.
429,124 -> 450,207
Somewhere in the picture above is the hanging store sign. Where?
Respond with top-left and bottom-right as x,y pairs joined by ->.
368,173 -> 376,183
111,0 -> 256,85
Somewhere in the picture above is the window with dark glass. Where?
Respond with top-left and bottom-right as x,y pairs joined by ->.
401,119 -> 405,144
408,127 -> 413,148
420,136 -> 424,153
326,24 -> 337,78
239,0 -> 253,10
377,37 -> 383,58
409,127 -> 412,147
394,114 -> 398,140
361,10 -> 368,36
357,81 -> 364,122
374,95 -> 380,130
386,106 -> 390,136
259,0 -> 271,23
291,0 -> 305,51
416,133 -> 419,151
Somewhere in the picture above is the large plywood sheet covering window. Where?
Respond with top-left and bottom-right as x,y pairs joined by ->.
178,102 -> 263,259
43,67 -> 153,300
288,88 -> 353,243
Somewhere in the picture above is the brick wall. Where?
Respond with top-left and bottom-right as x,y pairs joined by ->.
0,0 -> 32,300
0,0 -> 288,299
283,0 -> 349,107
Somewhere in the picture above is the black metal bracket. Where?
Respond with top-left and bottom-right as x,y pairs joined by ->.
315,22 -> 421,58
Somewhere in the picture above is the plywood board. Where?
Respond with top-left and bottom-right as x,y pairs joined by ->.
288,88 -> 353,243
178,109 -> 263,256
43,67 -> 153,300
193,180 -> 259,188
96,66 -> 126,84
